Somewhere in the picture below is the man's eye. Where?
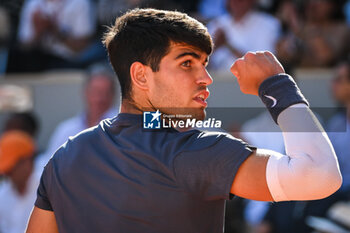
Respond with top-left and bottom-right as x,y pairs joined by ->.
182,61 -> 191,67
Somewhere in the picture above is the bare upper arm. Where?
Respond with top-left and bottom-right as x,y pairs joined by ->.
26,207 -> 59,233
230,150 -> 273,201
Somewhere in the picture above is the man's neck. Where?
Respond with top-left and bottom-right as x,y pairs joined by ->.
120,99 -> 147,114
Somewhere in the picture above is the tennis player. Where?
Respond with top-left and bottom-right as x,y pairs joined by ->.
26,8 -> 342,233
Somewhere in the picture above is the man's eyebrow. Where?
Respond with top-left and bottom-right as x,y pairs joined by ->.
175,52 -> 201,60
175,51 -> 208,63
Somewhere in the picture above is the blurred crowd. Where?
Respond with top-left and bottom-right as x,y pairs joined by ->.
0,0 -> 350,232
0,0 -> 349,73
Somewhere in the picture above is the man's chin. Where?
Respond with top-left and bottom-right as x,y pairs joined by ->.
192,109 -> 206,121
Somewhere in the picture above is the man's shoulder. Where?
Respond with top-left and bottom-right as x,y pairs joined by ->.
56,117 -> 115,149
51,123 -> 102,159
170,129 -> 240,152
66,123 -> 102,146
43,124 -> 103,179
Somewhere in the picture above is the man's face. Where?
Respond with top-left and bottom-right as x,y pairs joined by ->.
146,43 -> 213,120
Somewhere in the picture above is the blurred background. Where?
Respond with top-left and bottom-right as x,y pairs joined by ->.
0,0 -> 349,232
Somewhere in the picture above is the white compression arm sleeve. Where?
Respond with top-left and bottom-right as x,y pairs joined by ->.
265,103 -> 342,202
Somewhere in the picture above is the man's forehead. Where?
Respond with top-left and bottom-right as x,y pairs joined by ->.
168,42 -> 208,59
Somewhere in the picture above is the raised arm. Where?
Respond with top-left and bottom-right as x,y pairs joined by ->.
230,51 -> 342,202
26,207 -> 59,233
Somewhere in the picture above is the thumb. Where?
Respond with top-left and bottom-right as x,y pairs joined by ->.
230,59 -> 242,79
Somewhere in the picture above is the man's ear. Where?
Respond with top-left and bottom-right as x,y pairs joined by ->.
130,62 -> 149,90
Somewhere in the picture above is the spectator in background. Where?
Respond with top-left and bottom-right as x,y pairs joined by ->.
0,112 -> 40,233
207,0 -> 281,71
239,111 -> 284,233
97,0 -> 199,28
40,63 -> 119,163
276,0 -> 349,69
198,0 -> 227,20
327,61 -> 350,195
0,131 -> 38,233
6,0 -> 106,73
306,201 -> 350,233
255,0 -> 280,14
3,112 -> 39,138
97,0 -> 145,26
345,0 -> 350,24
258,201 -> 312,233
0,6 -> 10,74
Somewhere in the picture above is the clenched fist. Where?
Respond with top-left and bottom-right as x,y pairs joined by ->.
230,51 -> 285,95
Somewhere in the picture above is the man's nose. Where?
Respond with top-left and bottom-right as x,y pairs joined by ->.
196,68 -> 213,86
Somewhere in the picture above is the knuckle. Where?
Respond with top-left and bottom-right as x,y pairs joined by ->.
244,51 -> 255,59
232,58 -> 243,69
264,51 -> 275,59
